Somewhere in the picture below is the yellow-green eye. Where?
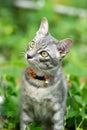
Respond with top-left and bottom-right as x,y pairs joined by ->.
29,41 -> 35,48
40,51 -> 49,57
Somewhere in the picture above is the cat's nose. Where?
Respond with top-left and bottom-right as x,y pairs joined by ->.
27,54 -> 32,59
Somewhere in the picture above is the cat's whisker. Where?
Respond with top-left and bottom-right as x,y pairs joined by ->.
19,52 -> 26,57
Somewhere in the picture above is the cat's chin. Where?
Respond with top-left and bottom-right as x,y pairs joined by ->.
27,60 -> 48,71
27,59 -> 60,76
27,62 -> 53,75
44,66 -> 61,76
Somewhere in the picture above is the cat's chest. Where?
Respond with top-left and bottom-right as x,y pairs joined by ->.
24,82 -> 53,103
22,74 -> 65,119
33,96 -> 53,119
23,84 -> 55,119
23,75 -> 62,104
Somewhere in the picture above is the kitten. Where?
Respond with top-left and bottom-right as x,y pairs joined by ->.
20,17 -> 72,130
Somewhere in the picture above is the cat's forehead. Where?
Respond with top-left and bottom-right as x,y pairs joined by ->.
33,34 -> 58,47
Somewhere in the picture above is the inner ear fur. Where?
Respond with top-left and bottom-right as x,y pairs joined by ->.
57,38 -> 73,58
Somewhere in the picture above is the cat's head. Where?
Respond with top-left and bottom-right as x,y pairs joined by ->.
25,17 -> 72,74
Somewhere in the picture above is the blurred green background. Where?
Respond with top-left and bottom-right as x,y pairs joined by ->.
0,0 -> 87,130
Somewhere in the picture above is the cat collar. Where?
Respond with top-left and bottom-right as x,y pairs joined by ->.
28,68 -> 51,80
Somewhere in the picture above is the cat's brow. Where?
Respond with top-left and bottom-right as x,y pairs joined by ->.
37,43 -> 48,51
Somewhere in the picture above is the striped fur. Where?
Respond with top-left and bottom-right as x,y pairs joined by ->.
20,17 -> 72,130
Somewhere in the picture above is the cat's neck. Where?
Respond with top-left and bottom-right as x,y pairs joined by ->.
27,66 -> 45,76
25,65 -> 63,88
27,64 -> 62,80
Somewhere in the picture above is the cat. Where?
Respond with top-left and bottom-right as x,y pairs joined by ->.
20,17 -> 72,130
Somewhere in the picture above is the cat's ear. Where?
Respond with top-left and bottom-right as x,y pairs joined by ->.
57,38 -> 72,58
36,17 -> 49,37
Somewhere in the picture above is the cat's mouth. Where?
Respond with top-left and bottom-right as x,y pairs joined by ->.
27,58 -> 52,72
26,58 -> 59,76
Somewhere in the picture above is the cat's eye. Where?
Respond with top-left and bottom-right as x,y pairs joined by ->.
40,51 -> 49,57
29,41 -> 35,49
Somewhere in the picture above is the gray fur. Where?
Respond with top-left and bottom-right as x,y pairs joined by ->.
20,17 -> 72,130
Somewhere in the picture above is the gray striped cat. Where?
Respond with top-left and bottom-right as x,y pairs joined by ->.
20,17 -> 72,130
